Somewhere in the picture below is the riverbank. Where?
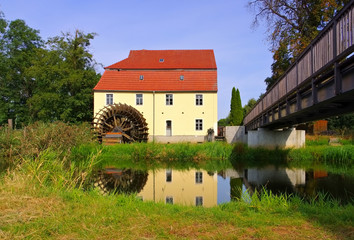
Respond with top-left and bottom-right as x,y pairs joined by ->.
0,122 -> 353,239
1,169 -> 353,239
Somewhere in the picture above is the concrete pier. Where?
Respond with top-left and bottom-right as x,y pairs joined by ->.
248,128 -> 305,149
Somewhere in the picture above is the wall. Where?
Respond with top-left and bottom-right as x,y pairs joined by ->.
94,91 -> 218,142
248,128 -> 305,149
225,126 -> 248,144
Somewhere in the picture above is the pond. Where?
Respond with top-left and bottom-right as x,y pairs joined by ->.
97,165 -> 354,207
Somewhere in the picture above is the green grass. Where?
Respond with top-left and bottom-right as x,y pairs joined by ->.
71,141 -> 233,171
1,122 -> 354,239
1,169 -> 353,239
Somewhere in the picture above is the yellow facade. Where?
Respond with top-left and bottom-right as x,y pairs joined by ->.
137,169 -> 218,207
94,91 -> 218,142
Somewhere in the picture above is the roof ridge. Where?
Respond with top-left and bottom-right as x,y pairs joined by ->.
105,49 -> 216,70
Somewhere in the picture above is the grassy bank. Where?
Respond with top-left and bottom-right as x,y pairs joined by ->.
1,168 -> 353,239
70,142 -> 354,175
1,122 -> 353,239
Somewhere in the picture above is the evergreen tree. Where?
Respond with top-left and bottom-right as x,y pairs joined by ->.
230,87 -> 243,126
235,88 -> 243,125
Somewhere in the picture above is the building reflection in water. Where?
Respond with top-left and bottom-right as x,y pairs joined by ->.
137,169 -> 218,207
132,166 -> 353,206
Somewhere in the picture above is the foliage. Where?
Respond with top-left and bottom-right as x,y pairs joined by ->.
0,121 -> 96,170
0,18 -> 43,126
230,143 -> 354,176
0,122 -> 353,238
230,87 -> 243,126
218,114 -> 230,126
248,0 -> 350,89
71,142 -> 233,171
27,30 -> 100,123
327,113 -> 354,136
243,98 -> 257,117
0,13 -> 100,126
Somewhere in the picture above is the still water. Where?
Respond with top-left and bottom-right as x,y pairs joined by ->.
106,166 -> 354,207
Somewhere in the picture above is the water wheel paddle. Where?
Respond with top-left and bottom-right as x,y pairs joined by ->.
93,169 -> 148,195
92,103 -> 149,144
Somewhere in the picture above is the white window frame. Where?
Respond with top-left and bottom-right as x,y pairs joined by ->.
196,94 -> 203,106
180,75 -> 184,81
136,94 -> 143,106
195,119 -> 203,131
106,93 -> 113,105
166,94 -> 173,106
195,171 -> 203,184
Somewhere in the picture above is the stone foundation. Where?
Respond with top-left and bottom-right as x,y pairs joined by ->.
149,135 -> 206,143
248,128 -> 305,149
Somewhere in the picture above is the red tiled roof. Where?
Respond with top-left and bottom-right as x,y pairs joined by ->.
93,70 -> 217,92
106,49 -> 217,69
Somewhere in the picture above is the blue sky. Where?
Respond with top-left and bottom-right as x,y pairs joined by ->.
1,0 -> 273,120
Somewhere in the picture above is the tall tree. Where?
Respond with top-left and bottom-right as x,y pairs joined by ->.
0,18 -> 43,126
249,0 -> 350,89
230,87 -> 243,126
27,30 -> 100,123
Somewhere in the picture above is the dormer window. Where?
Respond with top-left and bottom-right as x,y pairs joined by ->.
139,75 -> 144,80
180,75 -> 184,81
159,59 -> 164,63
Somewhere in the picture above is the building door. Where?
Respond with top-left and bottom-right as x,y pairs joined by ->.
166,120 -> 172,136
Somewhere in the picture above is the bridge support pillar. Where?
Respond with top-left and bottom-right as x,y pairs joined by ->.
248,128 -> 305,149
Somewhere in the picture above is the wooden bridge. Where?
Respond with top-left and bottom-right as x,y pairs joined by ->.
244,1 -> 354,131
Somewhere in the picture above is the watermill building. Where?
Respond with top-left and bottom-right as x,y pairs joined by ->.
93,49 -> 218,143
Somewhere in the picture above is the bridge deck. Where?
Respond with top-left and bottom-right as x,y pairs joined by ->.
244,1 -> 354,131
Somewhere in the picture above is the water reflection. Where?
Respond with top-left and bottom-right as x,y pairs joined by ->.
101,166 -> 354,206
137,169 -> 218,207
225,166 -> 354,205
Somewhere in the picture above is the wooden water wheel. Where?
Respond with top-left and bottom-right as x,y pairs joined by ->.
93,168 -> 148,195
92,103 -> 149,144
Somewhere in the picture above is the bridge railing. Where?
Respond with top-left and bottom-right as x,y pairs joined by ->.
244,1 -> 354,127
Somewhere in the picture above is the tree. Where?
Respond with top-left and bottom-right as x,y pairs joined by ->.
328,113 -> 354,136
218,114 -> 230,127
0,18 -> 43,126
27,30 -> 100,123
243,98 -> 257,117
230,87 -> 243,126
249,0 -> 350,89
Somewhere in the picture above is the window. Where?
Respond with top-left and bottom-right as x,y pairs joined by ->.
139,75 -> 144,80
180,75 -> 184,81
159,58 -> 164,63
166,196 -> 173,204
195,119 -> 203,131
195,171 -> 203,184
166,94 -> 173,105
166,169 -> 172,182
136,94 -> 143,105
196,196 -> 203,206
106,94 -> 113,105
196,94 -> 203,105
